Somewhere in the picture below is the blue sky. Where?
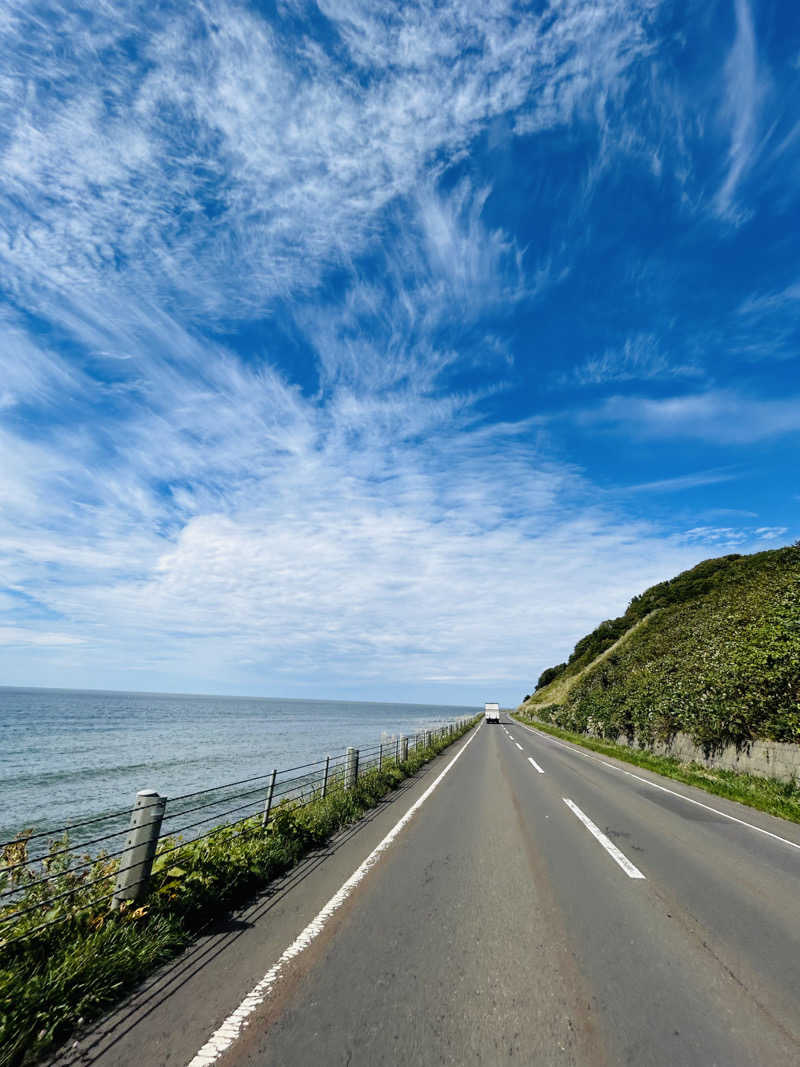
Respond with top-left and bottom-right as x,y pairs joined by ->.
0,0 -> 798,706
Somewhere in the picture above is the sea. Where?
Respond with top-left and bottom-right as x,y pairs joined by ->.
0,687 -> 479,855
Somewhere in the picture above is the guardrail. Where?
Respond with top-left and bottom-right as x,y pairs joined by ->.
0,719 -> 472,949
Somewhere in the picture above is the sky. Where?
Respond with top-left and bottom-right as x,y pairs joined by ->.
0,0 -> 798,706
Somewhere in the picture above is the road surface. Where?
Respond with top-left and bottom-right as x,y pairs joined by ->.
61,716 -> 800,1066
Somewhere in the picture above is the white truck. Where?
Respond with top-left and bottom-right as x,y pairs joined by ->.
484,702 -> 500,724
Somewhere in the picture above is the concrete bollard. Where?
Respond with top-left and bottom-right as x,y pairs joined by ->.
345,746 -> 359,790
262,768 -> 278,828
322,755 -> 330,798
113,790 -> 166,907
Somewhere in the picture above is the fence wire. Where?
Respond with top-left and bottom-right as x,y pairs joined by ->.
1,719 -> 474,947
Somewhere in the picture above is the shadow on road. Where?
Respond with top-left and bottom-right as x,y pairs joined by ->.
55,757 -> 443,1065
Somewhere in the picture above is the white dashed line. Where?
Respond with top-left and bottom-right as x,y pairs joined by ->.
527,756 -> 544,774
515,742 -> 523,750
515,720 -> 800,854
563,798 -> 645,879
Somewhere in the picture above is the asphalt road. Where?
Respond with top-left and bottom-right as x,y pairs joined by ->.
62,717 -> 800,1066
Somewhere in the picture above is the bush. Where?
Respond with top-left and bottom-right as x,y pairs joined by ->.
535,664 -> 567,691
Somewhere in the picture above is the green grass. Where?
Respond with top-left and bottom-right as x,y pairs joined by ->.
512,712 -> 800,824
0,721 -> 479,1067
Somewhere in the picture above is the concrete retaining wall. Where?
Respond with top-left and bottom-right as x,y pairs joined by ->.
609,730 -> 800,783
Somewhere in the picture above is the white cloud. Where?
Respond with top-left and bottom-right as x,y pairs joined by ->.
682,526 -> 749,546
738,280 -> 800,317
754,526 -> 788,540
681,524 -> 790,547
0,304 -> 720,700
0,627 -> 85,647
714,0 -> 767,220
0,0 -> 659,322
614,469 -> 739,494
0,0 -> 791,703
566,333 -> 703,386
583,390 -> 800,444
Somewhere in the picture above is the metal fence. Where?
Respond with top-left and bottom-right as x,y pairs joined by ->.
0,719 -> 473,950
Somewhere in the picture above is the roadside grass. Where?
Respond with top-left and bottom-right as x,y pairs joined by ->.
512,713 -> 800,825
0,720 -> 478,1067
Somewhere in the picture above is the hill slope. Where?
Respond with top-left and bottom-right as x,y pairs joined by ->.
521,544 -> 800,753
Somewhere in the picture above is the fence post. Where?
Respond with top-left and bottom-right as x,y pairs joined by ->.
345,746 -> 359,790
262,768 -> 277,828
379,742 -> 383,772
394,737 -> 399,764
425,730 -> 431,748
113,790 -> 166,908
322,755 -> 330,798
401,737 -> 409,762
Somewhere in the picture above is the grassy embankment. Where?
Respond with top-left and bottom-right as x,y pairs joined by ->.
0,719 -> 478,1067
515,543 -> 800,819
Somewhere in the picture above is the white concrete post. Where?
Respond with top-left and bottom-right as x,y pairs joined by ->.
401,737 -> 409,762
262,768 -> 277,828
113,790 -> 166,907
345,747 -> 359,790
425,730 -> 432,748
322,755 -> 330,798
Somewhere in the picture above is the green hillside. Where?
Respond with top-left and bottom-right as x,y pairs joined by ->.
522,544 -> 800,753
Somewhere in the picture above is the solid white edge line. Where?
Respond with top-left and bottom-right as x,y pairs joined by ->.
186,723 -> 483,1066
527,756 -> 544,774
563,798 -> 645,879
516,719 -> 800,853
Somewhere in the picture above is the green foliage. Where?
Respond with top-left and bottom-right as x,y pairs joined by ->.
535,664 -> 566,691
0,719 -> 478,1067
529,545 -> 800,752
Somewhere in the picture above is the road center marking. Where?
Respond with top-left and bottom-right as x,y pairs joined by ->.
187,724 -> 482,1066
515,742 -> 523,750
527,756 -> 544,774
563,798 -> 645,879
516,720 -> 800,854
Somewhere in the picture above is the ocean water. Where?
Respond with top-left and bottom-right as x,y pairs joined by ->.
0,687 -> 478,850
